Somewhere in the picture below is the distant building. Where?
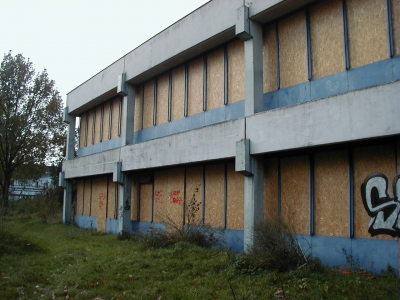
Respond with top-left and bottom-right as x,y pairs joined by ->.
9,171 -> 52,200
61,0 -> 400,275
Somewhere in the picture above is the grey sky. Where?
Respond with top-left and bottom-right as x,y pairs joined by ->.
0,0 -> 209,105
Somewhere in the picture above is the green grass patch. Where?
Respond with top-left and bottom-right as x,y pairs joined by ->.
0,216 -> 399,299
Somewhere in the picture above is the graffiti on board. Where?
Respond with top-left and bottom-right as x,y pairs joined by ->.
361,173 -> 400,237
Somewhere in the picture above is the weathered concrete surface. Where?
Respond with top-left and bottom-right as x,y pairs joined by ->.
247,81 -> 400,155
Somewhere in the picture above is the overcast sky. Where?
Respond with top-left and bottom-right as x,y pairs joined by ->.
0,0 -> 209,105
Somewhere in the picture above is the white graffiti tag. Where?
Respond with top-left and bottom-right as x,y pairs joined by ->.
361,173 -> 400,237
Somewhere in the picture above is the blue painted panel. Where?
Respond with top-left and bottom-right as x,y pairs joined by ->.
205,106 -> 226,126
169,118 -> 186,135
310,71 -> 348,100
92,143 -> 102,154
130,221 -> 166,233
348,59 -> 393,91
101,136 -> 122,151
74,215 -> 97,230
106,218 -> 119,234
185,112 -> 205,131
133,131 -> 142,144
78,146 -> 93,157
351,238 -> 398,274
225,101 -> 244,120
393,55 -> 400,81
154,122 -> 170,139
140,127 -> 155,142
279,81 -> 310,107
263,90 -> 280,111
221,229 -> 244,252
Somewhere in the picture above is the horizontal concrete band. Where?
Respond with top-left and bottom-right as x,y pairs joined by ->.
64,118 -> 245,179
77,57 -> 400,158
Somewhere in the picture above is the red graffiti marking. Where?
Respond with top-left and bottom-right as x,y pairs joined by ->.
169,190 -> 183,204
155,190 -> 163,204
99,192 -> 106,210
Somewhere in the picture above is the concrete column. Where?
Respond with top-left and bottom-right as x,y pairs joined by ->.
236,6 -> 264,251
121,84 -> 135,146
243,156 -> 264,252
118,175 -> 132,234
244,19 -> 263,116
63,180 -> 73,224
62,106 -> 76,224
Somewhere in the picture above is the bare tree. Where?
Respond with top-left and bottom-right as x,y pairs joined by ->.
0,51 -> 65,207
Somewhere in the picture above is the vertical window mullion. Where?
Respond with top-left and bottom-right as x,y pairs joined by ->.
184,64 -> 188,117
386,0 -> 394,58
118,98 -> 122,136
108,101 -> 112,140
342,0 -> 350,70
153,79 -> 157,126
168,72 -> 172,121
306,9 -> 312,81
275,23 -> 281,90
203,56 -> 207,111
224,46 -> 228,105
100,105 -> 104,142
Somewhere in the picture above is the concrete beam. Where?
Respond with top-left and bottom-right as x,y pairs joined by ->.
247,81 -> 400,155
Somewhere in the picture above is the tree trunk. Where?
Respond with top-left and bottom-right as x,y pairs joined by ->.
1,174 -> 11,208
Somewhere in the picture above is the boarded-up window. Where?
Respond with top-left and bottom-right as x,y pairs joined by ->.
314,151 -> 348,236
280,156 -> 309,234
171,66 -> 185,121
102,102 -> 111,141
207,48 -> 224,110
393,0 -> 400,56
264,158 -> 279,220
76,179 -> 84,215
263,24 -> 278,93
139,184 -> 153,222
278,11 -> 308,88
185,166 -> 203,225
91,177 -> 108,232
134,85 -> 143,132
188,58 -> 204,116
347,0 -> 388,68
204,164 -> 224,228
83,178 -> 92,216
94,106 -> 102,144
110,97 -> 121,138
310,0 -> 344,78
79,113 -> 87,147
226,162 -> 244,229
143,81 -> 155,128
353,144 -> 396,239
227,40 -> 245,103
156,74 -> 169,125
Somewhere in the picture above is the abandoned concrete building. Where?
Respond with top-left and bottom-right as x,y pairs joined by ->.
61,0 -> 400,274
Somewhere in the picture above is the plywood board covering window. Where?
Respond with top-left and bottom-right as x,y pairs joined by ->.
171,66 -> 185,121
346,0 -> 388,68
107,176 -> 116,219
94,106 -> 102,144
134,86 -> 143,131
139,184 -> 152,222
87,110 -> 94,145
278,11 -> 308,88
353,144 -> 396,239
204,164 -> 224,228
91,177 -> 108,232
185,166 -> 203,225
79,114 -> 87,147
226,162 -> 244,229
264,158 -> 279,220
143,81 -> 155,128
153,170 -> 168,223
130,175 -> 138,221
263,24 -> 278,93
166,168 -> 185,229
206,48 -> 224,110
314,151 -> 348,236
111,98 -> 121,138
280,156 -> 309,234
156,74 -> 169,125
227,40 -> 245,104
310,0 -> 344,78
83,179 -> 92,216
392,0 -> 400,56
102,102 -> 111,141
76,179 -> 84,215
188,58 -> 204,116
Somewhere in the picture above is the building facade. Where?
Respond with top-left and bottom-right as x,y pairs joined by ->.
61,0 -> 400,274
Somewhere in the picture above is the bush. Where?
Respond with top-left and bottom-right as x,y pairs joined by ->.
243,217 -> 308,272
133,225 -> 221,249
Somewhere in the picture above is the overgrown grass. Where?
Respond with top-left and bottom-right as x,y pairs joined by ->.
1,216 -> 399,299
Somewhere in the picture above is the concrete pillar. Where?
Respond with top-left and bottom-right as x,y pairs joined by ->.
114,162 -> 131,233
121,83 -> 135,146
62,106 -> 76,224
236,6 -> 264,251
